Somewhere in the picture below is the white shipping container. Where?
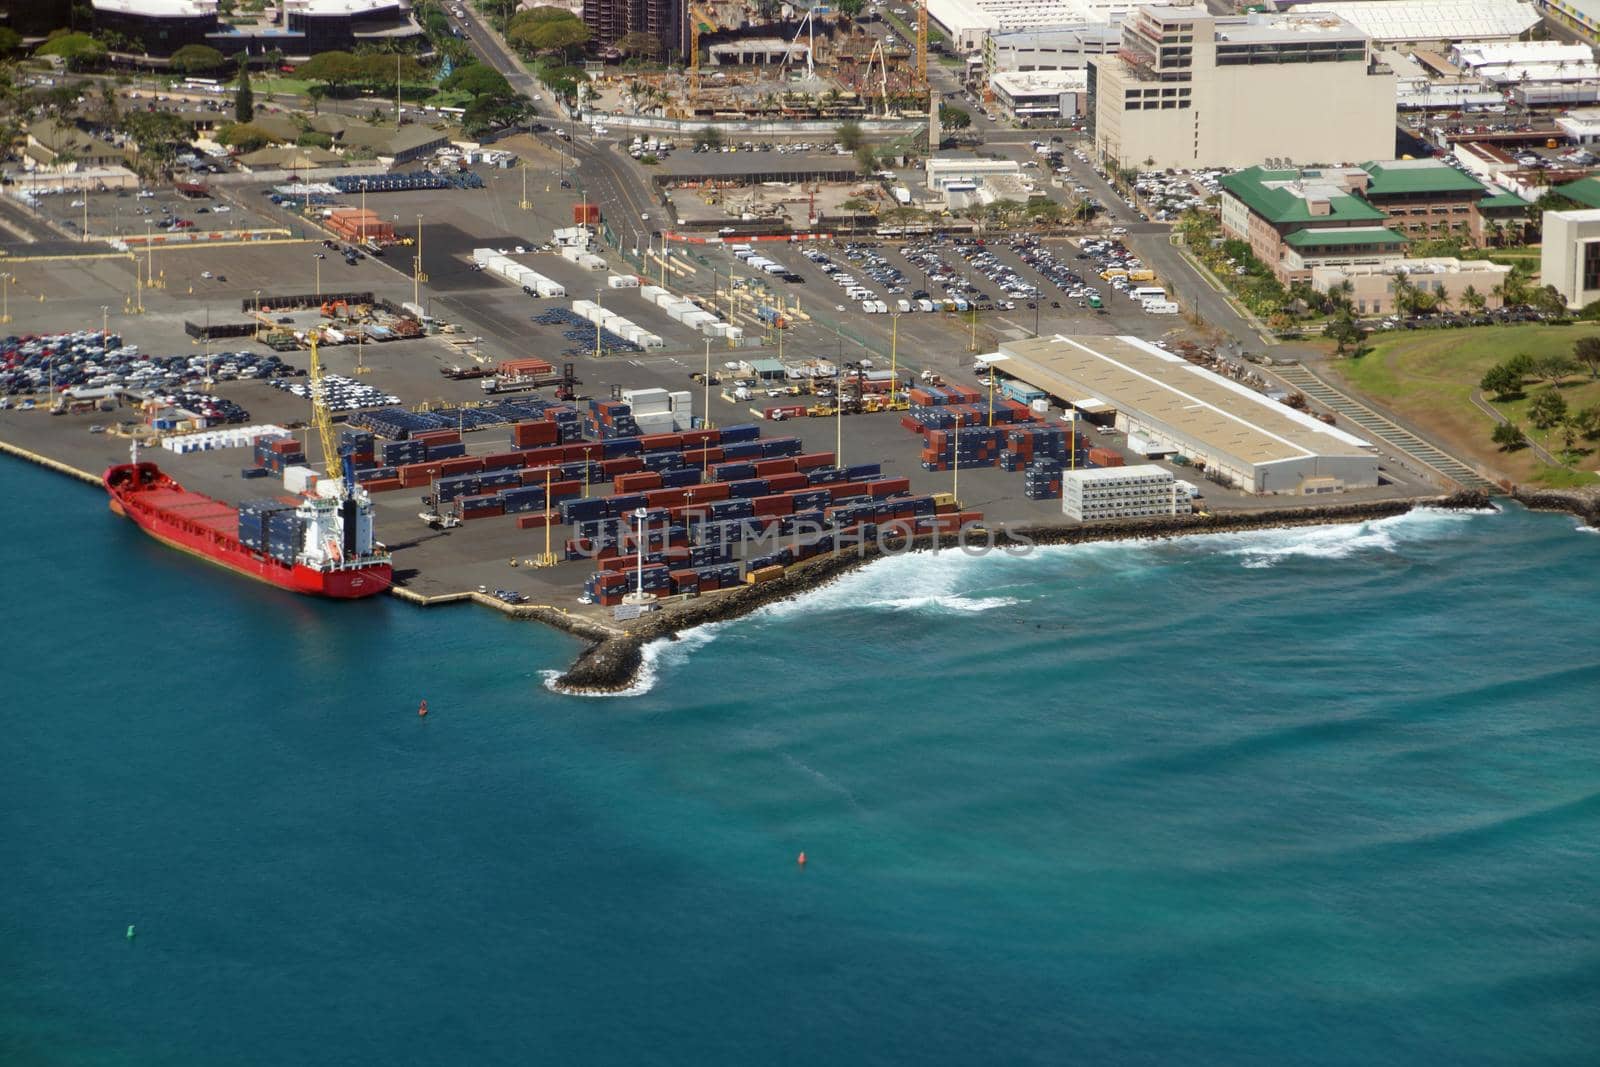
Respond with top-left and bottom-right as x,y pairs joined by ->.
472,247 -> 495,265
640,284 -> 668,303
641,333 -> 665,348
561,246 -> 584,263
606,274 -> 640,289
571,299 -> 598,317
724,325 -> 743,341
283,465 -> 318,495
577,254 -> 607,271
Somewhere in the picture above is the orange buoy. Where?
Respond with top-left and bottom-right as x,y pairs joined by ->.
796,851 -> 807,867
418,699 -> 428,718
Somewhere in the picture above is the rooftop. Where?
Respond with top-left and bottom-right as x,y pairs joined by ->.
989,69 -> 1090,94
1361,158 -> 1486,196
1212,11 -> 1370,45
1219,166 -> 1387,224
1555,176 -> 1600,208
1283,226 -> 1406,248
996,334 -> 1372,468
1478,190 -> 1531,210
91,0 -> 218,14
1289,0 -> 1539,43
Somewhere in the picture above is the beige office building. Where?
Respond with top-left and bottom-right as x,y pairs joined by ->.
1541,208 -> 1600,309
1089,6 -> 1396,171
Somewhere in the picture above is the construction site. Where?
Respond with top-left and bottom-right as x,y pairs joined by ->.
585,2 -> 935,123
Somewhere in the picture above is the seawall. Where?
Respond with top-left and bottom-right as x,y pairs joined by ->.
550,491 -> 1491,694
1512,486 -> 1600,529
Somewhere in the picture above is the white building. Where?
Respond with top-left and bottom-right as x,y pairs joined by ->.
989,69 -> 1089,122
1450,41 -> 1600,84
1541,208 -> 1600,309
1557,107 -> 1600,143
925,155 -> 1023,192
983,24 -> 1120,75
1091,6 -> 1395,171
998,334 -> 1379,493
929,0 -> 1160,53
1288,0 -> 1540,45
1062,464 -> 1190,520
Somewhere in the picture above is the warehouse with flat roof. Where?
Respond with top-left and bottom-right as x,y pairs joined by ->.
996,335 -> 1380,493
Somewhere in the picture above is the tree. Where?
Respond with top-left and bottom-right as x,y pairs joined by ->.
217,123 -> 276,152
35,33 -> 106,71
170,44 -> 226,73
835,121 -> 864,151
298,51 -> 361,91
836,0 -> 865,14
854,143 -> 877,175
507,6 -> 581,34
1528,387 -> 1569,430
1573,405 -> 1600,438
1533,353 -> 1579,383
1575,336 -> 1600,379
509,15 -> 590,60
1461,285 -> 1486,313
1326,313 -> 1367,357
1529,284 -> 1568,316
695,125 -> 722,149
443,62 -> 512,99
235,58 -> 254,124
1480,362 -> 1523,400
616,31 -> 663,61
1491,420 -> 1527,451
1505,352 -> 1536,379
0,28 -> 23,55
937,104 -> 971,131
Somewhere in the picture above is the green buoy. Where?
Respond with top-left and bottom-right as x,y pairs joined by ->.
126,925 -> 136,941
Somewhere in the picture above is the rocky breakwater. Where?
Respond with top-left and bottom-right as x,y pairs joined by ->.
550,491 -> 1491,695
1512,485 -> 1600,529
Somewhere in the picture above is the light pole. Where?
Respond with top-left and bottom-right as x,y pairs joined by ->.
314,252 -> 322,299
252,289 -> 261,339
594,288 -> 603,359
702,338 -> 713,430
101,304 -> 109,346
0,273 -> 11,325
953,417 -> 961,506
890,311 -> 900,407
413,214 -> 424,306
834,364 -> 843,465
143,220 -> 154,288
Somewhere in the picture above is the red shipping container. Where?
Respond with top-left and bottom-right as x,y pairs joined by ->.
574,202 -> 600,225
515,514 -> 550,529
900,416 -> 922,433
615,471 -> 663,493
794,452 -> 835,470
645,488 -> 689,509
520,465 -> 556,485
563,442 -> 605,462
461,503 -> 504,519
438,457 -> 483,476
1088,448 -> 1125,468
481,452 -> 522,471
764,472 -> 809,493
414,429 -> 461,446
868,477 -> 911,498
549,479 -> 581,501
363,478 -> 404,493
517,446 -> 566,469
670,568 -> 700,588
752,494 -> 794,517
679,429 -> 721,449
599,457 -> 645,478
512,420 -> 559,448
827,481 -> 867,501
682,482 -> 731,504
753,458 -> 798,477
638,433 -> 683,452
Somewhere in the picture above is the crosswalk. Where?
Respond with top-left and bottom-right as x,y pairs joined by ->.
1271,364 -> 1502,493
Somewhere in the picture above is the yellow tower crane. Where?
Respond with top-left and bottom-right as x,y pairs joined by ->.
306,333 -> 342,484
690,3 -> 715,94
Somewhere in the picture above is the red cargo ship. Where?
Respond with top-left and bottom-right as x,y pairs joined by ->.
104,461 -> 393,599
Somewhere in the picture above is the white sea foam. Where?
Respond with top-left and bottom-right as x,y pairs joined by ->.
757,547 -> 1032,620
1213,506 -> 1495,569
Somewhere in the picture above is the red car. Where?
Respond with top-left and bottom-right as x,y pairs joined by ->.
174,219 -> 195,229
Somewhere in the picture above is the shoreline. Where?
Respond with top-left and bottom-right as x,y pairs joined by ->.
550,490 -> 1494,695
0,437 -> 1556,694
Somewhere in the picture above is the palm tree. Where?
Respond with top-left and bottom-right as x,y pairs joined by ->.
1462,285 -> 1486,313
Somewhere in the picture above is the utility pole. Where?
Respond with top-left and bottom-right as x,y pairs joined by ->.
413,213 -> 424,307
703,338 -> 713,430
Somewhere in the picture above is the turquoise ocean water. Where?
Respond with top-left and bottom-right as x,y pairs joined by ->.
2,457 -> 1598,1065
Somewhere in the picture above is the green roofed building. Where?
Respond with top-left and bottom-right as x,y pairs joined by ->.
1553,176 -> 1600,209
1220,159 -> 1496,283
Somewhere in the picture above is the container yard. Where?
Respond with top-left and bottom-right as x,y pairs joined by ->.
0,150 -> 1451,686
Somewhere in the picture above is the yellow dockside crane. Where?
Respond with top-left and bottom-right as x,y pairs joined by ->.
306,333 -> 342,484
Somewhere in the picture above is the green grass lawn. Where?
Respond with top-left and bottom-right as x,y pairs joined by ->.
1330,324 -> 1600,486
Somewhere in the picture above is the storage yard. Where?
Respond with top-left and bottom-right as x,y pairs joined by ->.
0,156 -> 1441,631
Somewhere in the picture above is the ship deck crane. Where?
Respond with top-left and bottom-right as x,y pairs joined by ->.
306,333 -> 344,488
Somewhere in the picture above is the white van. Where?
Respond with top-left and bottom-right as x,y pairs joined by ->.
1131,286 -> 1166,302
897,298 -> 912,313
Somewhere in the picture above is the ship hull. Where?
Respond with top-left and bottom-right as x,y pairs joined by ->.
104,463 -> 392,599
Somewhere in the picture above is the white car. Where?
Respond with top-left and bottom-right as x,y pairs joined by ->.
212,205 -> 231,213
640,212 -> 650,221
